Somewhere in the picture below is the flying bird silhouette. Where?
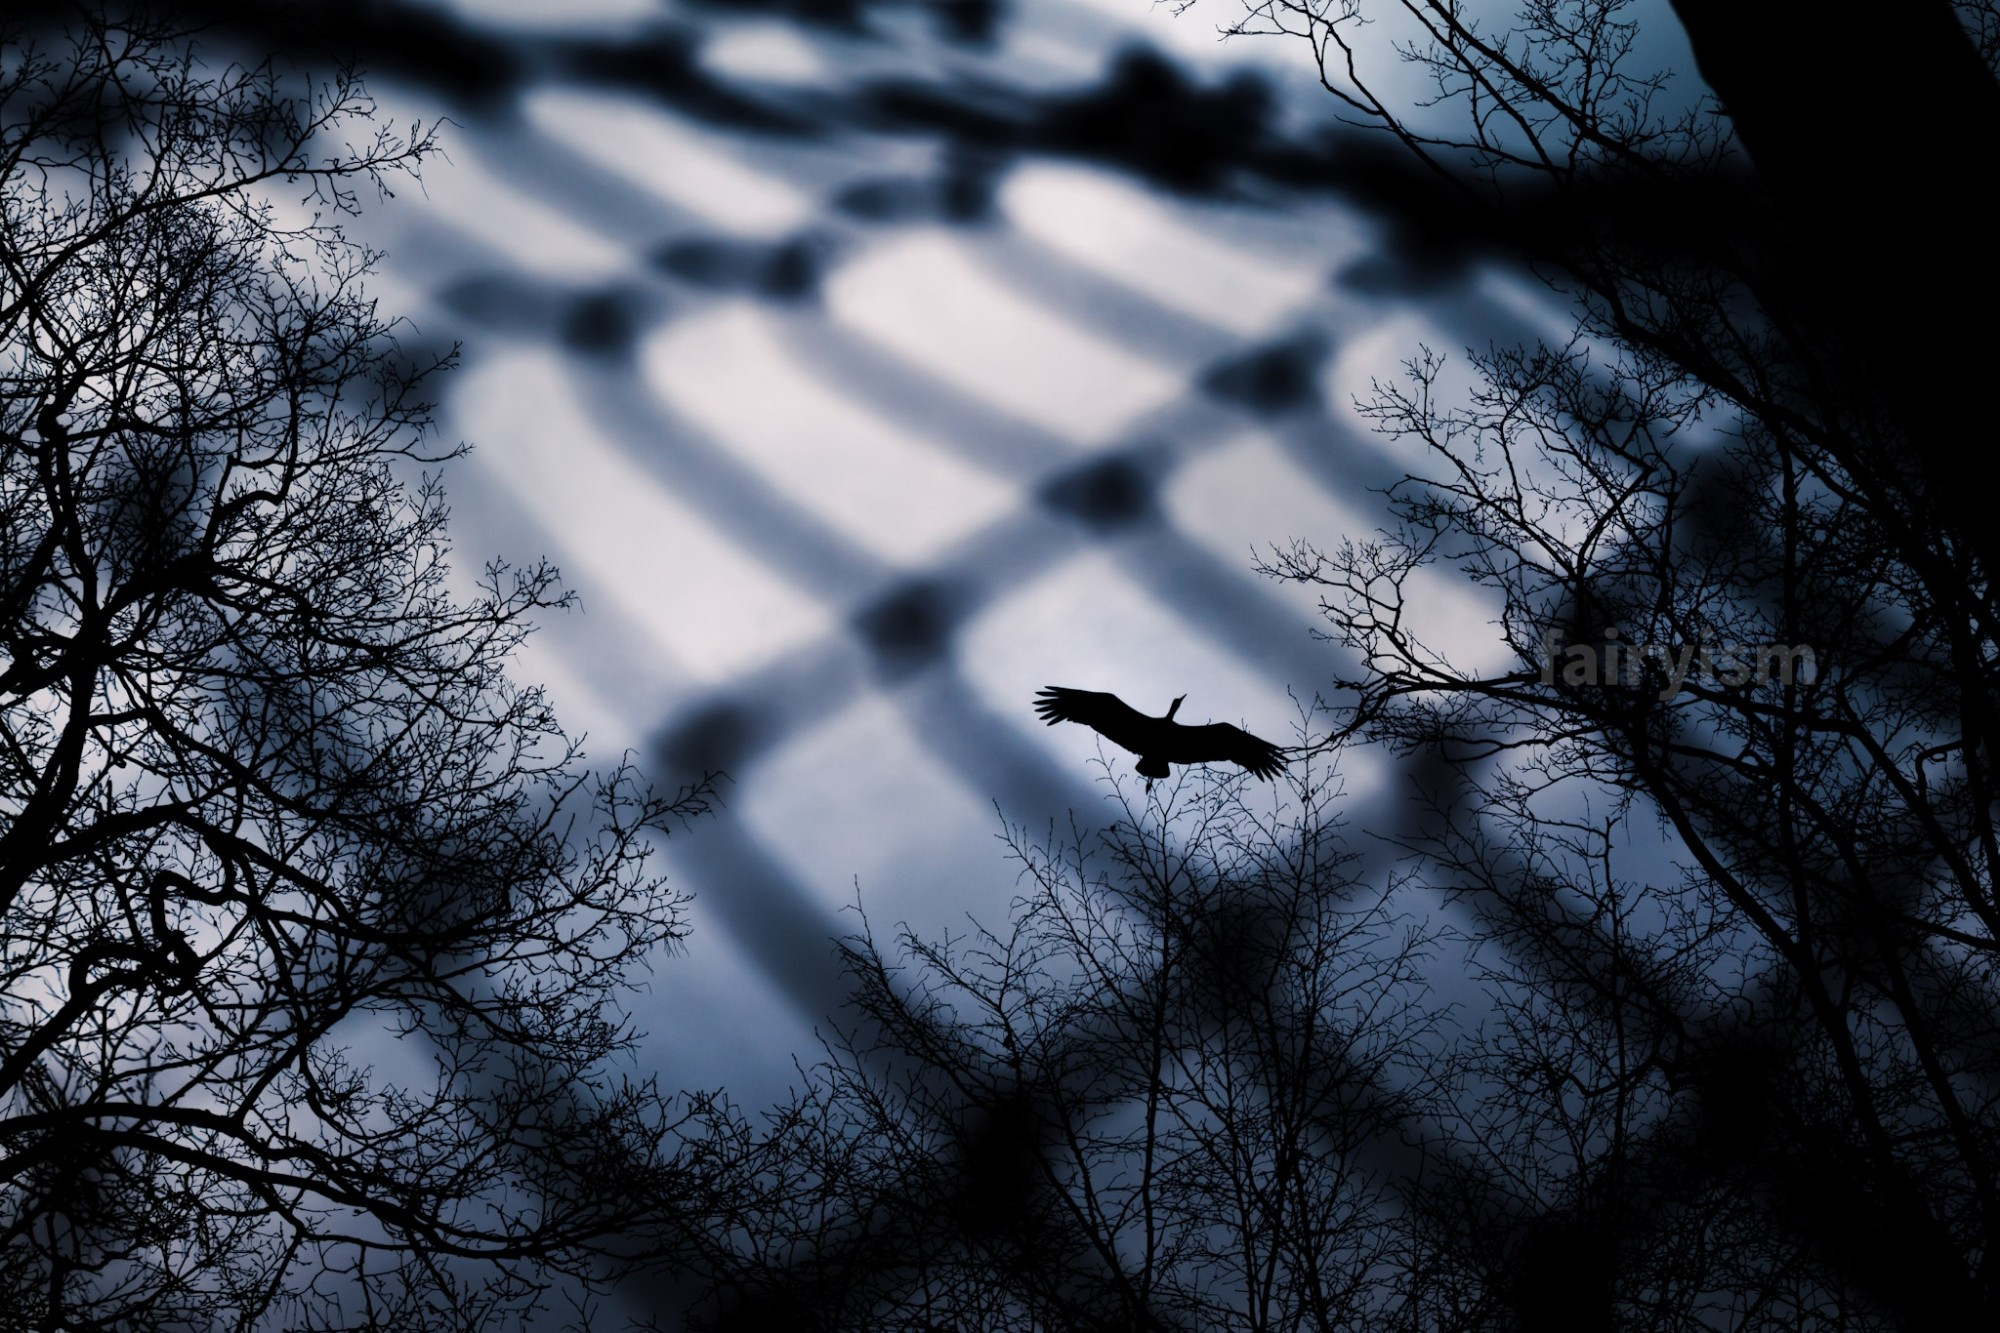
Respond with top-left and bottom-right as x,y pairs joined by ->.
1033,686 -> 1286,783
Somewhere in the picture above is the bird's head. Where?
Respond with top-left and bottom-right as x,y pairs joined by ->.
1166,694 -> 1186,720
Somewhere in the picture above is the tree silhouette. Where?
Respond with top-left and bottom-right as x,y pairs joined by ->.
673,762 -> 1442,1332
661,3 -> 2000,1328
1237,0 -> 2000,1324
0,11 -> 705,1327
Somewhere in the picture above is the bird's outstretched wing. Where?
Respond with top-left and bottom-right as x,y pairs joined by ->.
1182,722 -> 1287,780
1033,686 -> 1155,756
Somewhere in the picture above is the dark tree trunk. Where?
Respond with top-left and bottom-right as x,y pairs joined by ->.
1669,0 -> 2000,589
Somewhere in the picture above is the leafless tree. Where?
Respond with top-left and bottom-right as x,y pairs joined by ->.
672,761 -> 1443,1332
0,10 -> 705,1328
1228,0 -> 2000,1325
660,4 -> 2000,1322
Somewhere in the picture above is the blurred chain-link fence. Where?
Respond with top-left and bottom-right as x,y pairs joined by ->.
129,0 -> 1545,1112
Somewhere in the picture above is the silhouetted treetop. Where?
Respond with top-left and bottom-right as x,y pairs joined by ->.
0,10 -> 706,1327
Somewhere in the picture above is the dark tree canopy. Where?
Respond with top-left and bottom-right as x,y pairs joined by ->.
0,11 -> 704,1328
1237,0 -> 2000,1324
669,762 -> 1438,1332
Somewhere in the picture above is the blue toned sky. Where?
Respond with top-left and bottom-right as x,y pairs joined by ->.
335,0 -> 1576,1116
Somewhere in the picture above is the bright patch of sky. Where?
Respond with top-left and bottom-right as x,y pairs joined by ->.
412,137 -> 632,280
450,350 -> 832,685
504,628 -> 639,763
1170,429 -> 1513,680
1166,429 -> 1363,550
824,231 -> 1183,445
999,162 -> 1324,337
698,21 -> 834,84
643,305 -> 1017,566
523,89 -> 814,234
1325,312 -> 1483,447
1164,426 -> 1371,582
739,692 -> 1027,942
626,876 -> 825,1107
